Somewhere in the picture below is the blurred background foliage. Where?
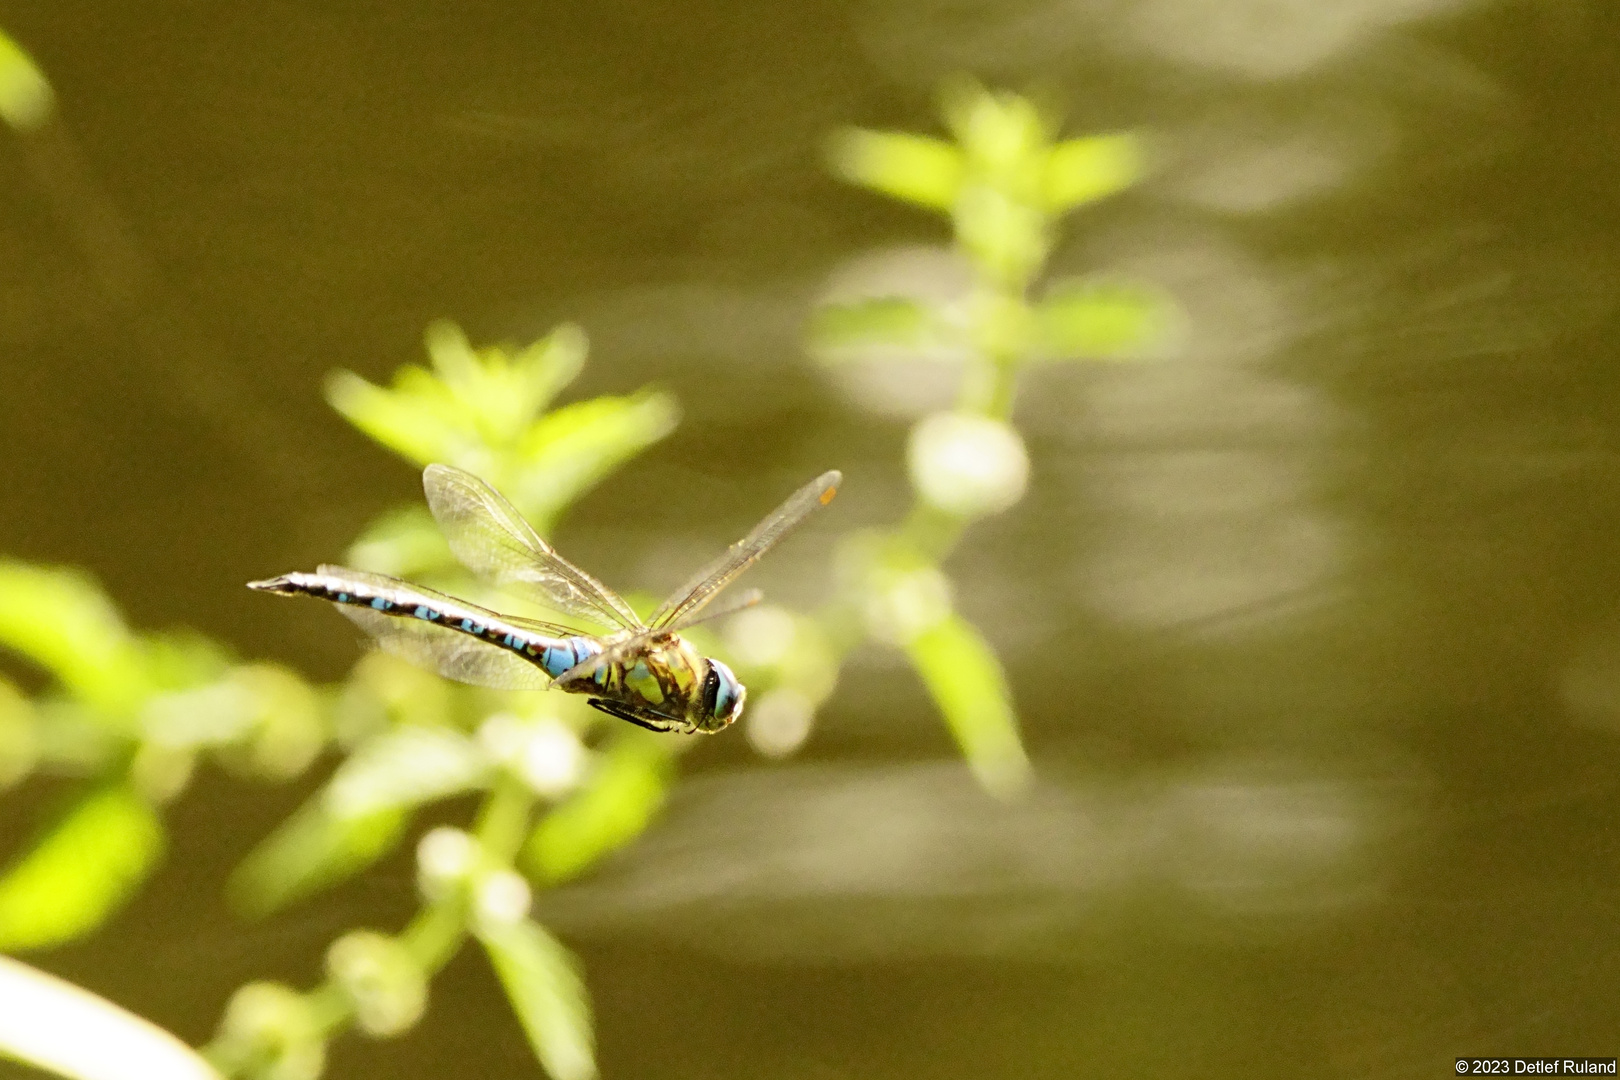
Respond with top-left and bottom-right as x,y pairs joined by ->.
5,2 -> 1620,1079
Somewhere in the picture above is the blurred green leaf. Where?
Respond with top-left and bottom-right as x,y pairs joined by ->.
904,615 -> 1029,798
0,955 -> 221,1080
477,919 -> 595,1080
511,389 -> 679,529
327,324 -> 599,471
946,86 -> 1047,182
807,297 -> 952,360
827,128 -> 964,212
1042,133 -> 1140,212
345,505 -> 452,578
323,727 -> 489,820
0,561 -> 153,716
0,784 -> 164,950
228,798 -> 408,919
0,30 -> 53,132
525,738 -> 672,884
426,321 -> 587,448
324,366 -> 468,468
0,676 -> 37,788
954,183 -> 1048,288
1035,277 -> 1173,360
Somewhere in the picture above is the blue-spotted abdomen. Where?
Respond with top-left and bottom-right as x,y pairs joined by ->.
538,636 -> 603,679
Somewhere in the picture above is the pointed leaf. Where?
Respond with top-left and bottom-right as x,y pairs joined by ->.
227,797 -> 408,919
1035,278 -> 1174,360
0,784 -> 164,950
827,129 -> 964,211
323,726 -> 490,820
324,367 -> 467,466
807,297 -> 951,360
477,919 -> 596,1080
525,739 -> 671,884
1043,133 -> 1141,212
0,30 -> 53,132
511,389 -> 679,529
0,561 -> 152,715
0,955 -> 220,1080
904,615 -> 1030,798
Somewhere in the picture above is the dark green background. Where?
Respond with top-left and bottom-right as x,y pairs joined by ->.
2,1 -> 1618,1077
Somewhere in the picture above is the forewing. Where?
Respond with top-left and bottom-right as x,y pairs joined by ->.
422,464 -> 642,631
649,470 -> 840,630
661,588 -> 762,633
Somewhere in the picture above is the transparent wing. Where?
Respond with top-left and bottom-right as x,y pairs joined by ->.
423,463 -> 643,631
314,567 -> 555,691
649,470 -> 840,631
338,605 -> 554,690
661,588 -> 762,633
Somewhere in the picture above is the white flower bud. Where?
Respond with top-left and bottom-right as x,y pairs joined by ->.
907,412 -> 1029,518
518,721 -> 585,798
415,827 -> 475,900
474,869 -> 532,929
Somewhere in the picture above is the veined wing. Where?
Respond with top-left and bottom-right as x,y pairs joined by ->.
649,470 -> 840,631
423,463 -> 643,632
312,566 -> 558,690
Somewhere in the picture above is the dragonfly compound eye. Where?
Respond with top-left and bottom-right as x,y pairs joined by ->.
700,658 -> 745,729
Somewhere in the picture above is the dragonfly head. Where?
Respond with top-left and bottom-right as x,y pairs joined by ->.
697,657 -> 745,732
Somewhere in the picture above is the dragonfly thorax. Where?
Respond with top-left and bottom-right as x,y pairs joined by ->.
554,633 -> 744,734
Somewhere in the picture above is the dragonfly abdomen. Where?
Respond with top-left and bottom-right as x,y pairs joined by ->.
248,569 -> 598,678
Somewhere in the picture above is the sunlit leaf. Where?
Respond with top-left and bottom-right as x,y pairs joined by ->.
827,129 -> 964,212
0,562 -> 152,716
324,367 -> 468,467
345,505 -> 453,578
227,797 -> 408,919
904,615 -> 1030,798
0,30 -> 54,132
525,738 -> 672,884
1035,277 -> 1174,360
0,675 -> 38,788
1042,133 -> 1141,212
0,784 -> 164,950
511,389 -> 679,530
477,919 -> 596,1080
323,726 -> 489,820
807,297 -> 952,360
0,955 -> 220,1080
426,322 -> 588,448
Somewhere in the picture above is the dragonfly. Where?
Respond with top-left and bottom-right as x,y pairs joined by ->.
249,464 -> 839,734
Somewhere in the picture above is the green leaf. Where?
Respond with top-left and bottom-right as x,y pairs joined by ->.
525,738 -> 672,884
0,675 -> 38,788
324,367 -> 469,467
477,919 -> 596,1080
0,955 -> 221,1080
0,561 -> 153,716
227,797 -> 408,919
322,726 -> 489,819
511,389 -> 679,529
904,615 -> 1030,798
806,297 -> 952,360
1042,133 -> 1141,212
827,129 -> 964,212
345,505 -> 453,578
0,784 -> 164,950
0,30 -> 54,132
1035,277 -> 1174,360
